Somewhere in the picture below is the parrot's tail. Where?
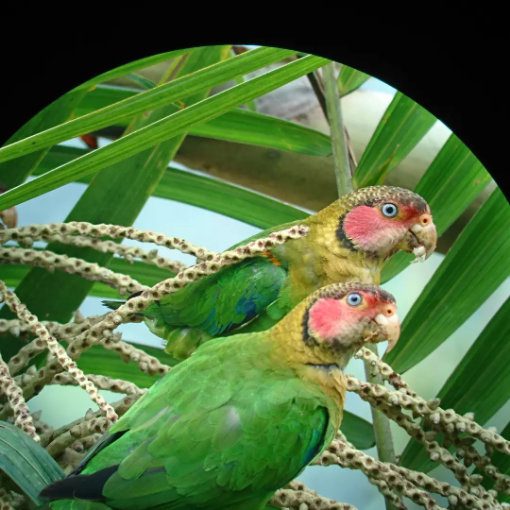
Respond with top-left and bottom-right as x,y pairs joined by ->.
102,291 -> 146,322
102,290 -> 145,312
102,299 -> 124,310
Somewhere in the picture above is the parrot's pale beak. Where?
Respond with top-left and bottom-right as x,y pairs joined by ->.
374,309 -> 400,354
398,213 -> 437,262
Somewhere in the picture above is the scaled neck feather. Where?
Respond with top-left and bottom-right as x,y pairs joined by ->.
268,301 -> 348,404
272,202 -> 383,306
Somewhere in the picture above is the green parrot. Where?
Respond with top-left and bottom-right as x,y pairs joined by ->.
104,185 -> 434,360
41,282 -> 400,509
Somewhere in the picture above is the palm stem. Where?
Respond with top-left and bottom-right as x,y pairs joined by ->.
322,61 -> 399,510
322,62 -> 352,196
363,344 -> 398,462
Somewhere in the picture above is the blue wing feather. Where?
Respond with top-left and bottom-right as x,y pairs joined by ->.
146,257 -> 287,337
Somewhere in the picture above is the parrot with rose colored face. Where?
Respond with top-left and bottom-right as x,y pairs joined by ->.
42,282 -> 400,510
104,185 -> 435,360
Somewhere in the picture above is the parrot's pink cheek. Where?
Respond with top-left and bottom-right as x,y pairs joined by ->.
308,298 -> 345,339
343,206 -> 404,251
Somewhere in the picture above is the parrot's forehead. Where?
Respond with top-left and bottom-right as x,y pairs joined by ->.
311,282 -> 395,304
344,186 -> 429,213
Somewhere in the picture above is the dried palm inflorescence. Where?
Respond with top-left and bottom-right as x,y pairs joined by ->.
0,222 -> 508,510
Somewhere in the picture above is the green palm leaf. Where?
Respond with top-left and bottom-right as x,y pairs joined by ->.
398,297 -> 510,471
0,46 -> 231,360
0,421 -> 64,505
0,54 -> 327,212
354,92 -> 436,188
385,188 -> 510,373
0,47 -> 293,165
382,133 -> 492,282
337,64 -> 370,96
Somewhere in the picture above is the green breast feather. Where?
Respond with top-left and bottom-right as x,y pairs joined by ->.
45,335 -> 337,510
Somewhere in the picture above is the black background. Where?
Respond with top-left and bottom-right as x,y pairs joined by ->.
1,13 -> 507,198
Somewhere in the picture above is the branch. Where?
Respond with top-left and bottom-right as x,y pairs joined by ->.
0,246 -> 146,296
0,280 -> 118,423
0,222 -> 216,260
319,433 -> 502,509
40,395 -> 139,449
0,352 -> 39,441
0,486 -> 24,509
52,372 -> 146,397
272,480 -> 357,509
5,314 -> 106,376
2,231 -> 185,273
345,375 -> 510,458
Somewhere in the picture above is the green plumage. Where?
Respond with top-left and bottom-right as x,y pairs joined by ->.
48,502 -> 111,509
45,333 -> 339,510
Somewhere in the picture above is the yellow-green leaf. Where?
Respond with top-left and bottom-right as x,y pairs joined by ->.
0,47 -> 230,361
36,146 -> 307,228
0,47 -> 293,165
0,49 -> 187,190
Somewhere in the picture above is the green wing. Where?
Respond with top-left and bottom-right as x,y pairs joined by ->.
143,257 -> 287,359
146,257 -> 287,335
43,336 -> 334,510
145,219 -> 305,356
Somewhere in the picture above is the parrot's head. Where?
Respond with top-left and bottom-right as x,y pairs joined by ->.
302,282 -> 400,363
334,186 -> 437,261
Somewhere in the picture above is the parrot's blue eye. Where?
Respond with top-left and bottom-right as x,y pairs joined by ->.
347,292 -> 362,306
381,203 -> 398,218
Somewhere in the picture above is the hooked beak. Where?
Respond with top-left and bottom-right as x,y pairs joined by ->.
397,213 -> 437,262
374,308 -> 401,354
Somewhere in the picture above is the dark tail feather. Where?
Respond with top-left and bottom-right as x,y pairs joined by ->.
102,290 -> 146,312
102,299 -> 124,311
40,466 -> 118,501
